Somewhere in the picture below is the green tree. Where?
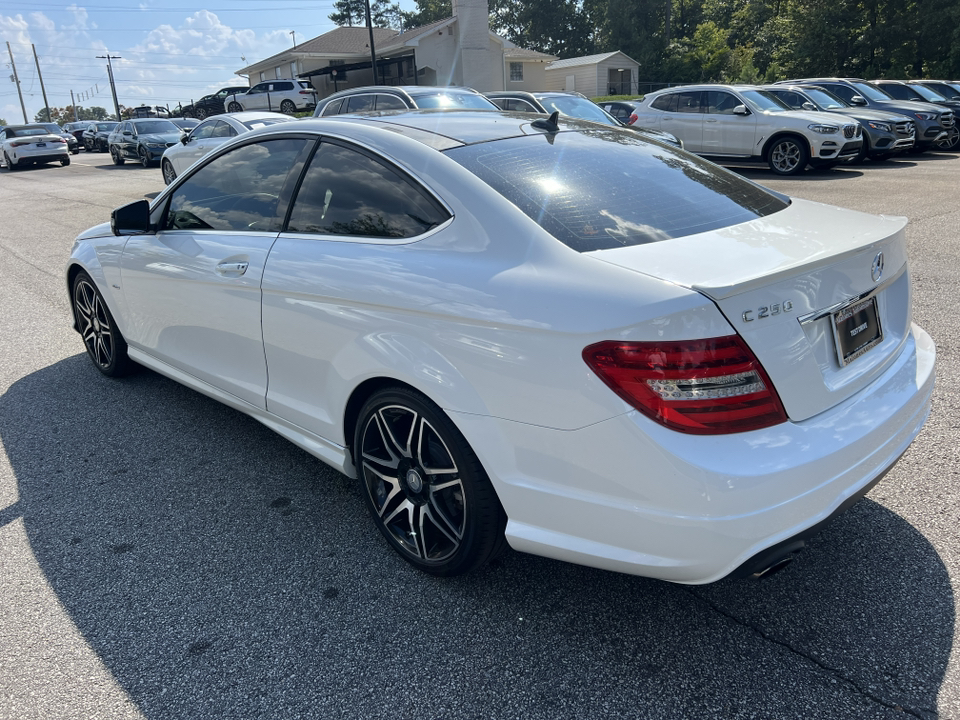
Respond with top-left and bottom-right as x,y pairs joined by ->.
0,118 -> 7,126
401,0 -> 451,28
490,0 -> 594,57
329,0 -> 403,28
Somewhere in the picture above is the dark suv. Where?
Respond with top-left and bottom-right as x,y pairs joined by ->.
872,80 -> 960,150
781,78 -> 953,151
315,85 -> 497,116
180,86 -> 249,120
764,84 -> 915,160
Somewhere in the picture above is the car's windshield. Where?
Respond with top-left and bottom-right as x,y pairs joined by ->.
133,120 -> 179,134
851,81 -> 892,101
242,117 -> 295,130
802,87 -> 848,109
97,123 -> 118,131
534,95 -> 619,126
739,90 -> 791,112
412,92 -> 498,110
910,84 -> 947,102
39,123 -> 65,134
10,127 -> 50,137
445,129 -> 788,252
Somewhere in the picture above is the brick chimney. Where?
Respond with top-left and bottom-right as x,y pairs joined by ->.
451,0 -> 492,90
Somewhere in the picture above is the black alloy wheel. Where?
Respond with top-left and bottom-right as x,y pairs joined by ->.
71,271 -> 132,377
354,388 -> 507,576
138,147 -> 151,168
161,159 -> 177,185
280,99 -> 296,114
111,146 -> 125,165
768,135 -> 810,176
228,102 -> 242,113
935,126 -> 960,151
195,107 -> 208,120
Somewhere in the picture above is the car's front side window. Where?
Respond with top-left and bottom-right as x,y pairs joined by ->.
346,95 -> 376,112
285,141 -> 449,239
375,94 -> 407,110
320,99 -> 344,116
651,93 -> 679,112
164,138 -> 308,233
191,120 -> 219,140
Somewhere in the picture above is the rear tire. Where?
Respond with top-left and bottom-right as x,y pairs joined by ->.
196,107 -> 208,121
4,152 -> 16,171
61,156 -> 71,166
71,271 -> 133,377
354,387 -> 508,576
280,99 -> 296,114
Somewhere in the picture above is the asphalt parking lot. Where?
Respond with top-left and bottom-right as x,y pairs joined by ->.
0,150 -> 958,720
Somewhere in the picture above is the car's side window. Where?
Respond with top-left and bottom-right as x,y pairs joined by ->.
346,94 -> 376,112
772,91 -> 803,110
320,99 -> 344,116
210,121 -> 238,138
164,138 -> 307,233
277,82 -> 294,91
705,91 -> 739,114
375,94 -> 407,110
286,141 -> 450,239
192,120 -> 219,140
882,84 -> 909,100
824,84 -> 854,103
249,84 -> 266,94
677,91 -> 703,113
651,93 -> 678,112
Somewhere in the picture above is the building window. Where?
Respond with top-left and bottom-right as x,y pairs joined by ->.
509,62 -> 523,82
290,61 -> 297,79
259,72 -> 265,81
275,66 -> 283,79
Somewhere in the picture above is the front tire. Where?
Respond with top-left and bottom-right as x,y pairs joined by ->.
161,158 -> 177,185
111,146 -> 125,165
354,388 -> 507,576
71,271 -> 133,377
935,126 -> 960,151
767,136 -> 809,176
196,107 -> 208,121
227,101 -> 243,113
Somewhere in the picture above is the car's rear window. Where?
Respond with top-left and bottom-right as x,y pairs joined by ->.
444,130 -> 789,252
412,92 -> 497,110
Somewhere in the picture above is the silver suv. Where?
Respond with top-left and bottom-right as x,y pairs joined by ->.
224,80 -> 318,115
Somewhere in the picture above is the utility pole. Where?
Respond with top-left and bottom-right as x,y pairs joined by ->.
6,42 -> 27,123
364,0 -> 378,85
97,52 -> 122,121
290,30 -> 296,47
32,44 -> 51,123
71,90 -> 79,121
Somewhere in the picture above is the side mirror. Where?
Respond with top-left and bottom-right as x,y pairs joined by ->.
850,95 -> 867,106
180,131 -> 190,145
801,102 -> 817,112
111,199 -> 152,236
733,104 -> 750,115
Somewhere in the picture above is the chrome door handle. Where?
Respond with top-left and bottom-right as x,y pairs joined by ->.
216,261 -> 248,276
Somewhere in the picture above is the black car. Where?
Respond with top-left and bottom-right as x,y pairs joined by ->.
82,121 -> 119,152
107,118 -> 182,167
37,122 -> 80,154
487,91 -> 684,149
181,86 -> 249,120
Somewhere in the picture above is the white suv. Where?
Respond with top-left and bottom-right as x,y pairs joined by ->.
224,80 -> 318,115
632,84 -> 863,175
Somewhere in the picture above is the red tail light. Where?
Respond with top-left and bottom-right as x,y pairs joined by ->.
583,336 -> 787,434
628,113 -> 638,125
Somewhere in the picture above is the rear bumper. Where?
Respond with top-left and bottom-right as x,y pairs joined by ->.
452,323 -> 936,584
11,150 -> 69,164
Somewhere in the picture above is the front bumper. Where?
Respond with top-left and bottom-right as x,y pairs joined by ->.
452,323 -> 935,584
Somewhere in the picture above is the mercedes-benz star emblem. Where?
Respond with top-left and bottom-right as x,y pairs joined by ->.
871,251 -> 884,283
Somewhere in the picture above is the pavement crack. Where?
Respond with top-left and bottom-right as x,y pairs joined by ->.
684,588 -> 931,719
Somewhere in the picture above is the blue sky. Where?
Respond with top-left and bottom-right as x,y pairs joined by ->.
1,0 -> 414,123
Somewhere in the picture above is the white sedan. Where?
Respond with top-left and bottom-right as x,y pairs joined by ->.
66,112 -> 935,583
2,124 -> 70,169
160,111 -> 295,184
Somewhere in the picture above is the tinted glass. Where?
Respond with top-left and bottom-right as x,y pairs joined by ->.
276,82 -> 294,91
740,90 -> 789,112
850,81 -> 892,101
11,127 -> 49,137
445,130 -> 788,252
535,95 -> 618,125
705,91 -> 740,114
286,142 -> 449,239
880,83 -> 912,100
133,120 -> 179,134
927,82 -> 960,99
321,99 -> 343,116
164,138 -> 306,232
97,123 -> 117,131
346,95 -> 376,112
375,94 -> 407,110
801,87 -> 847,109
411,92 -> 497,109
770,91 -> 804,109
210,120 -> 237,138
651,93 -> 678,112
40,123 -> 65,133
910,84 -> 947,101
677,92 -> 703,113
191,120 -> 218,140
824,83 -> 856,103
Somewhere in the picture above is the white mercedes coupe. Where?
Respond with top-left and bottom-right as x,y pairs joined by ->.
66,110 -> 936,583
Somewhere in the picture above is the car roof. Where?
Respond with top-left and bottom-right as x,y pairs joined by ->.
298,109 -> 632,147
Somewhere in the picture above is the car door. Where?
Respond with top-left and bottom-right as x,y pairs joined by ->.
172,118 -> 218,173
260,139 -> 451,442
658,91 -> 704,151
122,122 -> 139,158
702,90 -> 757,155
243,83 -> 269,111
120,137 -> 311,407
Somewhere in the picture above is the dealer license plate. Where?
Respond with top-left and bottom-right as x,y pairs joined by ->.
832,296 -> 883,366
35,142 -> 46,147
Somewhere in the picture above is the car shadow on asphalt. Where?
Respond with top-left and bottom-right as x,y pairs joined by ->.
1,355 -> 952,719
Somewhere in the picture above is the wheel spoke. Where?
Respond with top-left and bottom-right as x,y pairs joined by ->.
361,413 -> 400,470
426,484 -> 465,541
414,418 -> 458,475
377,407 -> 414,459
362,462 -> 402,517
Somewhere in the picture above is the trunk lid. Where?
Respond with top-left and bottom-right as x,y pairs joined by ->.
588,199 -> 912,421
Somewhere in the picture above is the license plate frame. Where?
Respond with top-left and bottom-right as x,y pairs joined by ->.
35,142 -> 46,147
832,295 -> 883,366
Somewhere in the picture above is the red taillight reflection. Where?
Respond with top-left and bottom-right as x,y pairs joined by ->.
628,113 -> 638,125
583,336 -> 788,434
